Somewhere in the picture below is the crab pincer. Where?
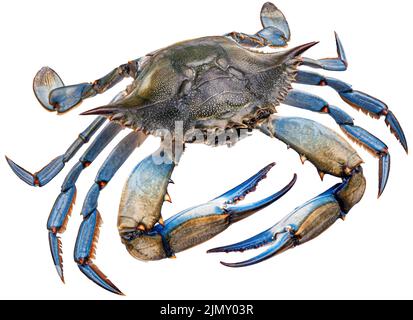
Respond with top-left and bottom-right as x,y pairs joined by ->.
209,158 -> 366,267
120,163 -> 297,261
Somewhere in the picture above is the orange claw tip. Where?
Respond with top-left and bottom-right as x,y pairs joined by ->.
137,224 -> 146,231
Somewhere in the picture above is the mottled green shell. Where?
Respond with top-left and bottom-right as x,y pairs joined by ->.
106,36 -> 299,138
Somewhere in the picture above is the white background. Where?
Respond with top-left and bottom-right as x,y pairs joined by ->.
1,0 -> 412,300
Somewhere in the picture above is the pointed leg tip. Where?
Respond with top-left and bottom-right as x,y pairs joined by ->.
377,187 -> 384,199
78,263 -> 124,296
378,180 -> 387,199
5,155 -> 14,166
403,144 -> 408,155
105,283 -> 124,296
115,289 -> 125,296
55,265 -> 65,283
109,284 -> 125,296
6,157 -> 37,186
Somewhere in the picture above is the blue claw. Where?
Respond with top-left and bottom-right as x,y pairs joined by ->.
227,174 -> 297,223
209,180 -> 358,267
122,164 -> 296,260
209,191 -> 338,266
219,231 -> 295,267
213,162 -> 275,204
161,167 -> 295,236
5,155 -> 64,187
210,166 -> 367,268
207,227 -> 275,254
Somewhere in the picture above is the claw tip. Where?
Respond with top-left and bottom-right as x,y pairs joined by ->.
220,261 -> 236,268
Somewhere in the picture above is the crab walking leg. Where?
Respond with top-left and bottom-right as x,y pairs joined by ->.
74,131 -> 146,295
300,32 -> 348,71
36,59 -> 142,114
226,2 -> 291,48
47,122 -> 123,282
5,116 -> 106,187
6,89 -> 128,187
283,90 -> 391,196
120,162 -> 296,261
209,116 -> 366,266
295,70 -> 407,152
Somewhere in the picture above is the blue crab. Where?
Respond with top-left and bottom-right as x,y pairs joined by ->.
6,2 -> 407,295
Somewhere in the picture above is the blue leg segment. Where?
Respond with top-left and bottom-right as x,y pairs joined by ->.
209,168 -> 366,267
295,69 -> 408,153
47,122 -> 123,282
6,116 -> 106,187
121,163 -> 296,262
74,131 -> 147,295
300,32 -> 348,71
283,89 -> 391,197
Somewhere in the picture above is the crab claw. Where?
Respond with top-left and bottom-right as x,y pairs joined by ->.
209,170 -> 365,267
121,163 -> 297,261
208,190 -> 340,267
215,229 -> 296,268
